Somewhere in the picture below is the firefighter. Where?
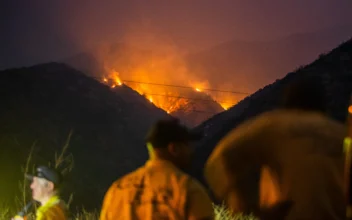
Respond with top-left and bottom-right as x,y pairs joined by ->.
204,76 -> 346,219
13,166 -> 68,220
100,118 -> 214,220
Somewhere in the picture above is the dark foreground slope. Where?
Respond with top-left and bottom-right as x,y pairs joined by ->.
191,38 -> 352,186
0,63 -> 169,210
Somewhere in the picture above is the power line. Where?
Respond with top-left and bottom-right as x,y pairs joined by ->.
141,92 -> 237,105
97,77 -> 240,114
111,85 -> 223,114
187,110 -> 221,114
109,83 -> 238,107
110,87 -> 234,113
97,77 -> 250,95
167,109 -> 220,115
110,85 -> 237,106
122,79 -> 250,95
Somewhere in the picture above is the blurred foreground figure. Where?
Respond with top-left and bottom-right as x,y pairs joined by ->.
204,76 -> 346,220
13,166 -> 68,220
100,118 -> 214,220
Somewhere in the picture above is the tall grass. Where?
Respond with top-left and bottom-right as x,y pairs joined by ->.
2,131 -> 258,220
1,203 -> 258,220
213,203 -> 259,220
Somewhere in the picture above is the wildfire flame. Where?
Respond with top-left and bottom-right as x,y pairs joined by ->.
102,71 -> 192,114
91,29 -> 246,125
111,71 -> 123,86
190,82 -> 236,110
101,70 -> 239,114
218,99 -> 236,110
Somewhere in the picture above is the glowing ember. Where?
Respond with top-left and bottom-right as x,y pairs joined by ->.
349,105 -> 352,114
114,77 -> 123,86
219,103 -> 233,110
115,76 -> 190,114
101,70 -> 240,115
111,70 -> 123,86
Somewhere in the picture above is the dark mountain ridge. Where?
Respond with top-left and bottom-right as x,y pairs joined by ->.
0,63 -> 169,210
191,37 -> 352,187
64,50 -> 225,127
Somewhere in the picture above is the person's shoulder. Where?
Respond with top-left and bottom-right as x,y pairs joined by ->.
220,109 -> 344,143
43,202 -> 68,219
262,109 -> 344,127
101,167 -> 146,206
271,110 -> 346,139
109,166 -> 146,190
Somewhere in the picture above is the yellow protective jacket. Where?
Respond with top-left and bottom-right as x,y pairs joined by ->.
100,159 -> 214,220
36,195 -> 68,220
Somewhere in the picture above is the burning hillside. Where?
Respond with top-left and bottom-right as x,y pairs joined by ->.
64,36 -> 248,126
100,70 -> 228,126
102,71 -> 189,114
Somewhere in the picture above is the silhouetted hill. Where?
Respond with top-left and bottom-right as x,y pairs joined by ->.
64,26 -> 352,127
64,46 -> 225,127
191,37 -> 352,187
0,63 -> 169,210
186,24 -> 352,93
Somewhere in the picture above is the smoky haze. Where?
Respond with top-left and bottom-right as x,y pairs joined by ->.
1,0 -> 352,68
1,0 -> 352,99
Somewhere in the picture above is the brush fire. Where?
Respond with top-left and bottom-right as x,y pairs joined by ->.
101,70 -> 238,119
102,71 -> 190,114
93,41 -> 243,126
64,27 -> 249,126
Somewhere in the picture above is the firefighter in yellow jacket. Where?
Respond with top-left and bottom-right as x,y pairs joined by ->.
100,118 -> 214,220
13,166 -> 68,220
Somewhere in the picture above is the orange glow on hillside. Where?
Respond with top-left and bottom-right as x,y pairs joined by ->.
218,102 -> 232,110
92,30 -> 246,122
191,81 -> 207,93
101,71 -> 240,113
111,71 -> 123,86
101,69 -> 242,113
212,91 -> 238,110
102,70 -> 193,114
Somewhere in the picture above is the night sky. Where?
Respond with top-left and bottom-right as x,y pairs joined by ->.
1,0 -> 352,70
